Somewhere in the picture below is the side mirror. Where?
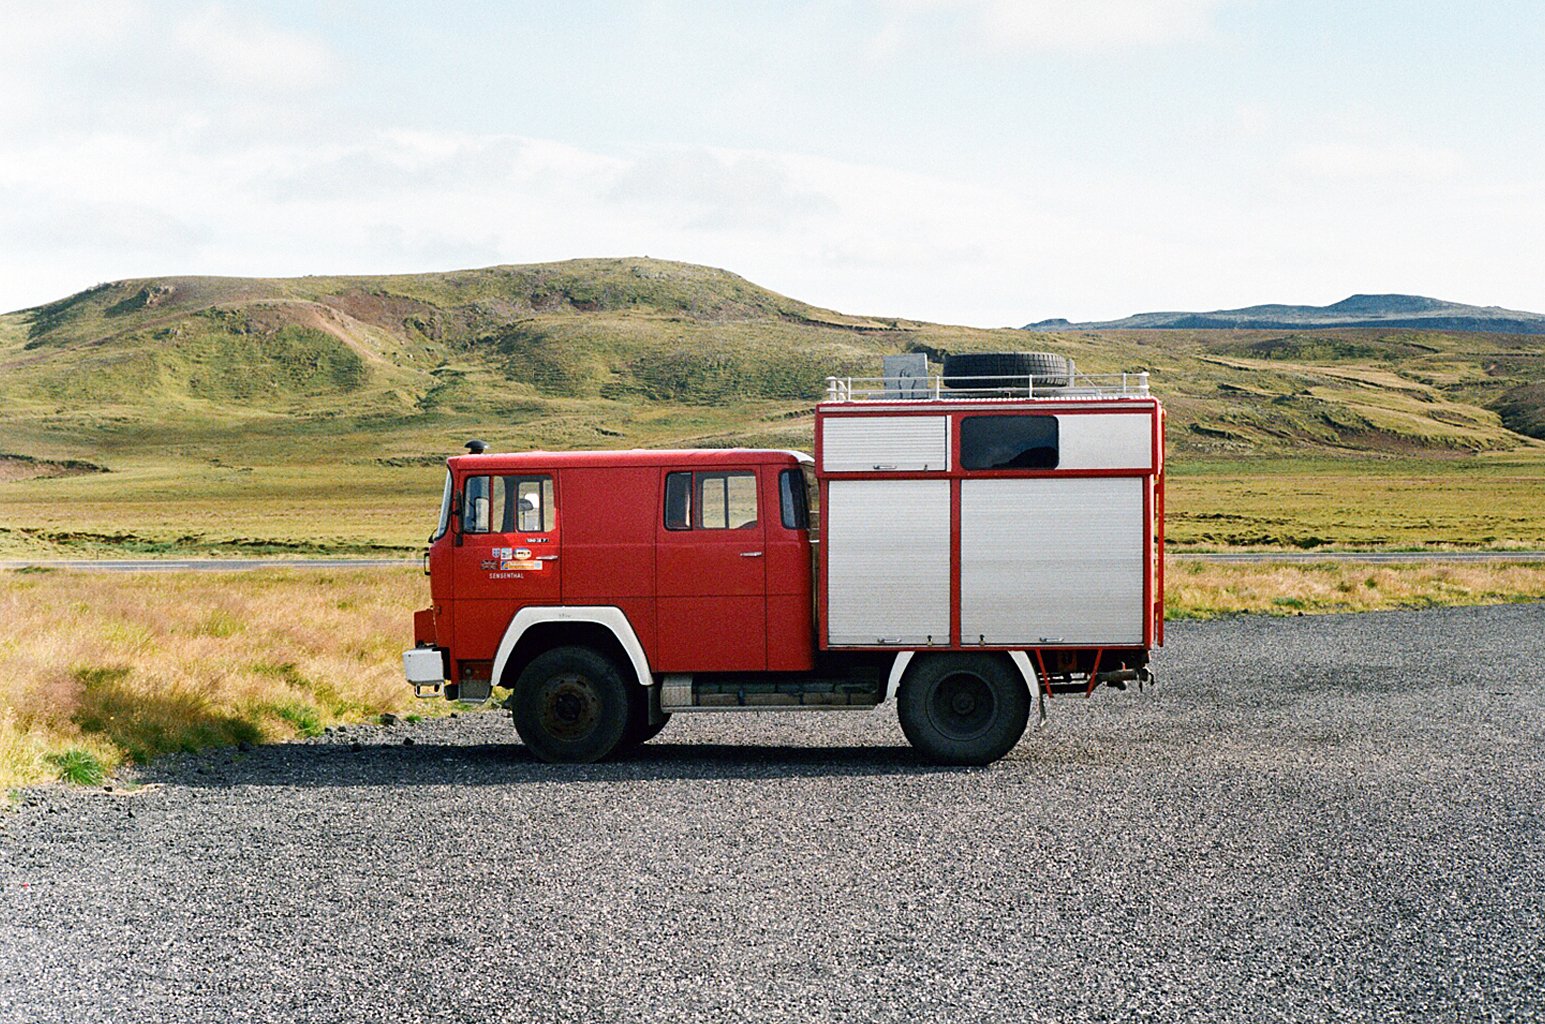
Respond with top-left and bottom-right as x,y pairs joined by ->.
471,496 -> 490,534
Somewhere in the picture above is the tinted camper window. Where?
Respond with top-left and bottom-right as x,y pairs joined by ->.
960,416 -> 1059,470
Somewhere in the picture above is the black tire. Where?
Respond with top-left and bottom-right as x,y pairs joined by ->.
511,646 -> 630,763
610,694 -> 670,758
897,654 -> 1030,766
942,351 -> 1070,390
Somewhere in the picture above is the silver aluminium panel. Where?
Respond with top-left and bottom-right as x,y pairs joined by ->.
822,415 -> 949,472
1057,412 -> 1153,470
827,479 -> 951,645
960,477 -> 1145,645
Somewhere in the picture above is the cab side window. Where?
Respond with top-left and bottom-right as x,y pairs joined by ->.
664,471 -> 758,531
463,475 -> 555,534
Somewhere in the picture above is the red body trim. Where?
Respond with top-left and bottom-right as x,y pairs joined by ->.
949,477 -> 963,647
1031,649 -> 1054,699
1084,648 -> 1105,697
1156,407 -> 1166,647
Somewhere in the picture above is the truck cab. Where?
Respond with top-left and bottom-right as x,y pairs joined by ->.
406,359 -> 1162,766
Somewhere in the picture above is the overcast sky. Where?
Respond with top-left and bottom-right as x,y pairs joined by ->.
2,1 -> 1541,326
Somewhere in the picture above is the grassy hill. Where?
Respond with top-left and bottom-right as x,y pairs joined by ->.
2,257 -> 1543,555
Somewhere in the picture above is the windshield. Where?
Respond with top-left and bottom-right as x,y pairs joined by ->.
429,470 -> 452,542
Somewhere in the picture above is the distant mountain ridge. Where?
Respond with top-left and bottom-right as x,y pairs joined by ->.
1025,294 -> 1545,334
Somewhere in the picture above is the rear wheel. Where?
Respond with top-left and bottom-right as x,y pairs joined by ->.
897,654 -> 1030,766
511,646 -> 630,763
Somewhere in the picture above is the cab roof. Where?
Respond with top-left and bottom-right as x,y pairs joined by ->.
445,448 -> 812,472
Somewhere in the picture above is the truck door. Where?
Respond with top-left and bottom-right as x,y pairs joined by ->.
452,472 -> 560,662
655,467 -> 768,672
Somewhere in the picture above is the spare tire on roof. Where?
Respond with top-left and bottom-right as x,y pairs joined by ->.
942,352 -> 1071,390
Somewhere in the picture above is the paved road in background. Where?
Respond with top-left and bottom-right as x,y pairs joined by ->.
0,558 -> 418,571
3,604 -> 1541,1023
3,551 -> 1542,571
1172,550 -> 1545,563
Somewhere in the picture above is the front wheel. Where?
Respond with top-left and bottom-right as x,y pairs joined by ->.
897,654 -> 1030,766
511,646 -> 630,763
611,695 -> 670,758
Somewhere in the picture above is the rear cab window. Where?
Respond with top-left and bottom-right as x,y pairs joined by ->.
664,471 -> 758,530
778,466 -> 818,530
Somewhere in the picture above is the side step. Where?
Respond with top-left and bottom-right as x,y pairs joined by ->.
438,681 -> 492,705
660,673 -> 882,712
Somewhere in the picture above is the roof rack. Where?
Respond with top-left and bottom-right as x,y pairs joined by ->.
823,371 -> 1151,403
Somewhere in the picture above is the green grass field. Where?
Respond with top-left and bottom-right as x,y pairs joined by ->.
1166,453 -> 1545,550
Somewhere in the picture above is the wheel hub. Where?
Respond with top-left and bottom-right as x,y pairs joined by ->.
930,672 -> 995,740
540,674 -> 601,741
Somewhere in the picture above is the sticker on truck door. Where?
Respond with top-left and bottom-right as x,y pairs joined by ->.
491,546 -> 542,571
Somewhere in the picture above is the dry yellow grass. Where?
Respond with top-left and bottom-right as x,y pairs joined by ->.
3,562 -> 1542,794
0,567 -> 427,791
1167,560 -> 1545,618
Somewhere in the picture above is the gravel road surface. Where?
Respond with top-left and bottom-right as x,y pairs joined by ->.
3,604 -> 1542,1023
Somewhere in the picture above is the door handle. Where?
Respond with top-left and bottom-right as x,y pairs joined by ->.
740,551 -> 764,558
535,555 -> 558,561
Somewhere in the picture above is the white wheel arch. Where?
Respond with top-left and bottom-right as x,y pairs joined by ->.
883,649 -> 1041,701
490,606 -> 653,690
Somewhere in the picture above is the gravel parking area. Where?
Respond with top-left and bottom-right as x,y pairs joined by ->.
3,604 -> 1542,1023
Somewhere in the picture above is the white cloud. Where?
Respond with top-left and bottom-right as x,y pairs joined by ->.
0,0 -> 140,52
609,149 -> 839,230
0,1 -> 338,137
1290,141 -> 1465,181
173,5 -> 337,92
885,0 -> 1236,51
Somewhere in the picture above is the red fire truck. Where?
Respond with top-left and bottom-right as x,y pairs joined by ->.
404,355 -> 1163,765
